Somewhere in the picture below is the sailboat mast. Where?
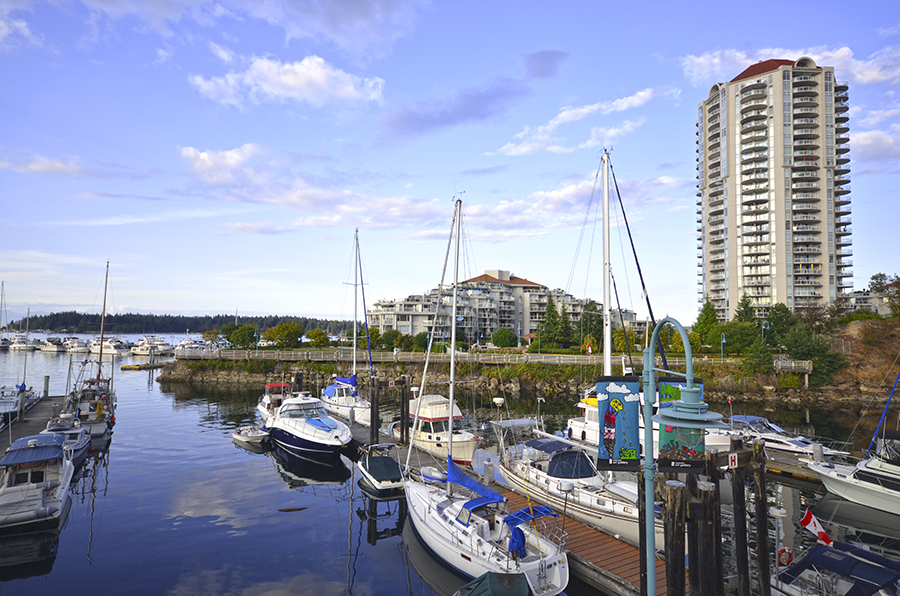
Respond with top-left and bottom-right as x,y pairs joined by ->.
602,151 -> 612,376
98,261 -> 109,377
447,199 -> 461,494
353,229 -> 358,377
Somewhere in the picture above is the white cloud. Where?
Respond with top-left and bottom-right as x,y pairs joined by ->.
0,13 -> 41,47
852,126 -> 900,161
579,118 -> 646,150
678,45 -> 900,87
496,87 -> 675,156
0,154 -> 83,176
859,105 -> 900,127
189,55 -> 384,108
208,41 -> 235,64
180,143 -> 261,184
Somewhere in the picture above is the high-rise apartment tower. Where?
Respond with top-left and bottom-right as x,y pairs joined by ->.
696,57 -> 852,320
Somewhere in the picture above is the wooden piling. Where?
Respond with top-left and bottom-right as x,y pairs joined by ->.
705,449 -> 725,596
753,440 -> 771,596
664,480 -> 686,596
697,481 -> 718,596
638,469 -> 648,596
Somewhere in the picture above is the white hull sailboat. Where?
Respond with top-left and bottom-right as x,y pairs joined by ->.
403,199 -> 569,596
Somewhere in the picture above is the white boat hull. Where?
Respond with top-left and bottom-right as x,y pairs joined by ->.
809,458 -> 900,515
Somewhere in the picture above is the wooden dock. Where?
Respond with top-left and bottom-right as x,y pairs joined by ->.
0,394 -> 68,448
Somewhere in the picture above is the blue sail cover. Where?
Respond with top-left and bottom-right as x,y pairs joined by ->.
446,456 -> 505,512
503,506 -> 558,558
779,542 -> 900,596
322,374 -> 357,398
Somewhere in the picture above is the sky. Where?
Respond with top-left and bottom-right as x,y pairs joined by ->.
1,1 -> 899,327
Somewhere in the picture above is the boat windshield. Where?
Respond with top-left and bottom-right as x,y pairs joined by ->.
428,419 -> 464,433
282,404 -> 328,419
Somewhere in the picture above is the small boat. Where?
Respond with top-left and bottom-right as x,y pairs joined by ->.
131,335 -> 175,356
232,425 -> 268,448
38,338 -> 66,353
63,337 -> 89,353
391,393 -> 481,465
264,393 -> 353,459
808,429 -> 900,515
358,443 -> 403,497
0,434 -> 74,534
174,339 -> 216,358
771,540 -> 900,596
715,415 -> 848,458
8,335 -> 37,351
41,414 -> 91,469
453,572 -> 534,596
321,374 -> 371,427
89,337 -> 130,355
256,382 -> 294,425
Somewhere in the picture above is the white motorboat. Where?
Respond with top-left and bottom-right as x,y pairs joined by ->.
63,337 -> 89,353
174,339 -> 216,358
358,443 -> 403,498
808,429 -> 900,515
8,335 -> 37,351
392,393 -> 480,465
231,425 -> 268,449
715,415 -> 848,459
0,338 -> 9,351
496,433 -> 665,553
256,383 -> 294,425
403,199 -> 569,596
0,434 -> 74,534
39,338 -> 66,353
131,335 -> 175,356
89,337 -> 129,355
263,393 -> 352,459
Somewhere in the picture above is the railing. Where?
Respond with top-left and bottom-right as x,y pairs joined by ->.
774,359 -> 813,373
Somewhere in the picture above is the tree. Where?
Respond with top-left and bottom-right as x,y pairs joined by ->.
712,321 -> 757,355
581,333 -> 598,355
229,324 -> 258,349
413,332 -> 430,352
306,327 -> 330,348
733,294 -> 757,323
397,334 -> 415,352
783,327 -> 847,386
578,300 -> 603,351
557,304 -> 574,348
543,296 -> 560,345
360,327 -> 380,350
491,327 -> 518,348
870,272 -> 900,318
202,329 -> 223,347
613,327 -> 637,353
693,299 -> 719,348
264,321 -> 304,348
742,339 -> 774,374
380,329 -> 402,350
765,302 -> 795,348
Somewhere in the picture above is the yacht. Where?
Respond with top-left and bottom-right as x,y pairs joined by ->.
89,337 -> 130,355
260,393 -> 352,459
321,374 -> 371,427
808,430 -> 900,515
64,337 -> 89,353
391,393 -> 481,465
8,335 -> 37,351
131,335 -> 175,356
39,338 -> 66,353
0,434 -> 74,534
772,540 -> 900,596
715,415 -> 848,458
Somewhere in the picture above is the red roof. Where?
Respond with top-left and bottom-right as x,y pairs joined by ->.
463,273 -> 542,287
731,59 -> 795,83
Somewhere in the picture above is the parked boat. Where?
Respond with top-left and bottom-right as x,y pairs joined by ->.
771,540 -> 900,596
63,337 -> 89,353
262,393 -> 352,459
256,382 -> 294,423
453,572 -> 534,596
403,199 -> 569,596
321,230 -> 373,426
0,283 -> 8,351
0,434 -> 74,534
174,339 -> 216,358
8,335 -> 37,351
131,335 -> 175,356
89,337 -> 129,356
391,393 -> 481,465
358,443 -> 403,498
495,433 -> 665,553
38,338 -> 66,353
231,425 -> 268,449
40,415 -> 91,469
713,415 -> 848,458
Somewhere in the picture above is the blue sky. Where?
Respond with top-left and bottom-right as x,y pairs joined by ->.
1,1 -> 899,327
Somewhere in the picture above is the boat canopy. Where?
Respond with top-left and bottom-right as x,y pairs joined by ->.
0,434 -> 65,467
778,542 -> 900,596
525,437 -> 570,454
877,430 -> 900,465
447,457 -> 505,513
322,374 -> 358,398
547,450 -> 596,480
503,506 -> 558,558
266,383 -> 292,389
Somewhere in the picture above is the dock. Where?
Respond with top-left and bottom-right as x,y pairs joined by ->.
0,394 -> 68,448
347,424 -> 665,596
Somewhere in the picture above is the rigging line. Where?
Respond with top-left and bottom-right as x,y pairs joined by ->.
567,160 -> 603,296
609,160 -> 669,370
610,177 -> 637,315
610,272 -> 635,372
356,237 -> 375,382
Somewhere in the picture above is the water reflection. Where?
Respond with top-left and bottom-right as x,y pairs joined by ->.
269,446 -> 352,489
402,521 -> 468,596
0,530 -> 60,581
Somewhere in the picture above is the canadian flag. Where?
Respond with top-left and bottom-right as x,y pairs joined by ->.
587,343 -> 592,355
800,508 -> 832,545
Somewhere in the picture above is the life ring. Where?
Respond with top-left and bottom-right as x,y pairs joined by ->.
778,548 -> 793,566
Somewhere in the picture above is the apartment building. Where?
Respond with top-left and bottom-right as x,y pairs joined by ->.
696,57 -> 852,321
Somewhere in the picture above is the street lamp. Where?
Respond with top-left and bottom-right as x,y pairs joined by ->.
761,320 -> 770,343
642,317 -> 727,595
720,332 -> 726,363
255,327 -> 259,357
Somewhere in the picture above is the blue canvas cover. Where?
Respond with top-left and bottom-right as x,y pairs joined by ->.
0,434 -> 64,467
503,506 -> 558,558
779,542 -> 900,596
524,437 -> 569,454
446,457 -> 505,513
546,450 -> 595,480
322,374 -> 357,398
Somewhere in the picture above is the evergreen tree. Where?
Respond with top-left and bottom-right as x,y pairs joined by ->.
491,327 -> 518,348
733,294 -> 757,323
765,302 -> 794,348
557,303 -> 574,348
543,296 -> 560,345
693,298 -> 719,348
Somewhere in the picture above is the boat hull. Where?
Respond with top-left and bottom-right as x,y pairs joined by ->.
809,459 -> 900,515
269,426 -> 345,459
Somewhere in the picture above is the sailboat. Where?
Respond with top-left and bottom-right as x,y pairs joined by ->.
320,229 -> 372,427
403,199 -> 569,596
8,306 -> 37,351
48,262 -> 117,450
0,282 -> 9,351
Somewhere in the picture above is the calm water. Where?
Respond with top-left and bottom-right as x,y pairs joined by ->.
1,335 -> 898,596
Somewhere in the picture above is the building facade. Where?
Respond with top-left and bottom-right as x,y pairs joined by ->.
367,269 -> 638,345
696,57 -> 852,321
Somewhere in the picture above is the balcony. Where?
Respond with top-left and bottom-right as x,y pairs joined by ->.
741,98 -> 768,112
792,75 -> 818,84
744,279 -> 772,287
741,109 -> 767,123
792,224 -> 820,233
791,170 -> 819,180
794,138 -> 820,148
741,120 -> 767,132
794,279 -> 823,287
835,101 -> 849,113
792,214 -> 820,223
835,142 -> 850,154
793,266 -> 823,276
792,97 -> 819,107
792,203 -> 821,213
835,80 -> 849,92
742,150 -> 768,164
792,234 -> 821,243
742,140 -> 769,153
741,88 -> 767,101
792,157 -> 820,168
792,181 -> 819,190
792,192 -> 819,200
793,107 -> 819,116
743,233 -> 770,245
835,185 -> 851,195
792,85 -> 818,96
742,172 -> 769,184
793,246 -> 821,254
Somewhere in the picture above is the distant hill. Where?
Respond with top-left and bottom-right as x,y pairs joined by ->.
4,311 -> 355,335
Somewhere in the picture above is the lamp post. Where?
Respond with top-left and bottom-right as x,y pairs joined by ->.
761,320 -> 770,343
642,316 -> 727,596
255,327 -> 259,357
720,332 -> 726,363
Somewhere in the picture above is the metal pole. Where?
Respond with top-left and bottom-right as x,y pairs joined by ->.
602,150 -> 612,376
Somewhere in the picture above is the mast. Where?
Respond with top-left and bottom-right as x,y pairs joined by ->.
97,261 -> 109,378
447,198 -> 461,495
353,229 -> 358,377
602,151 -> 612,376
